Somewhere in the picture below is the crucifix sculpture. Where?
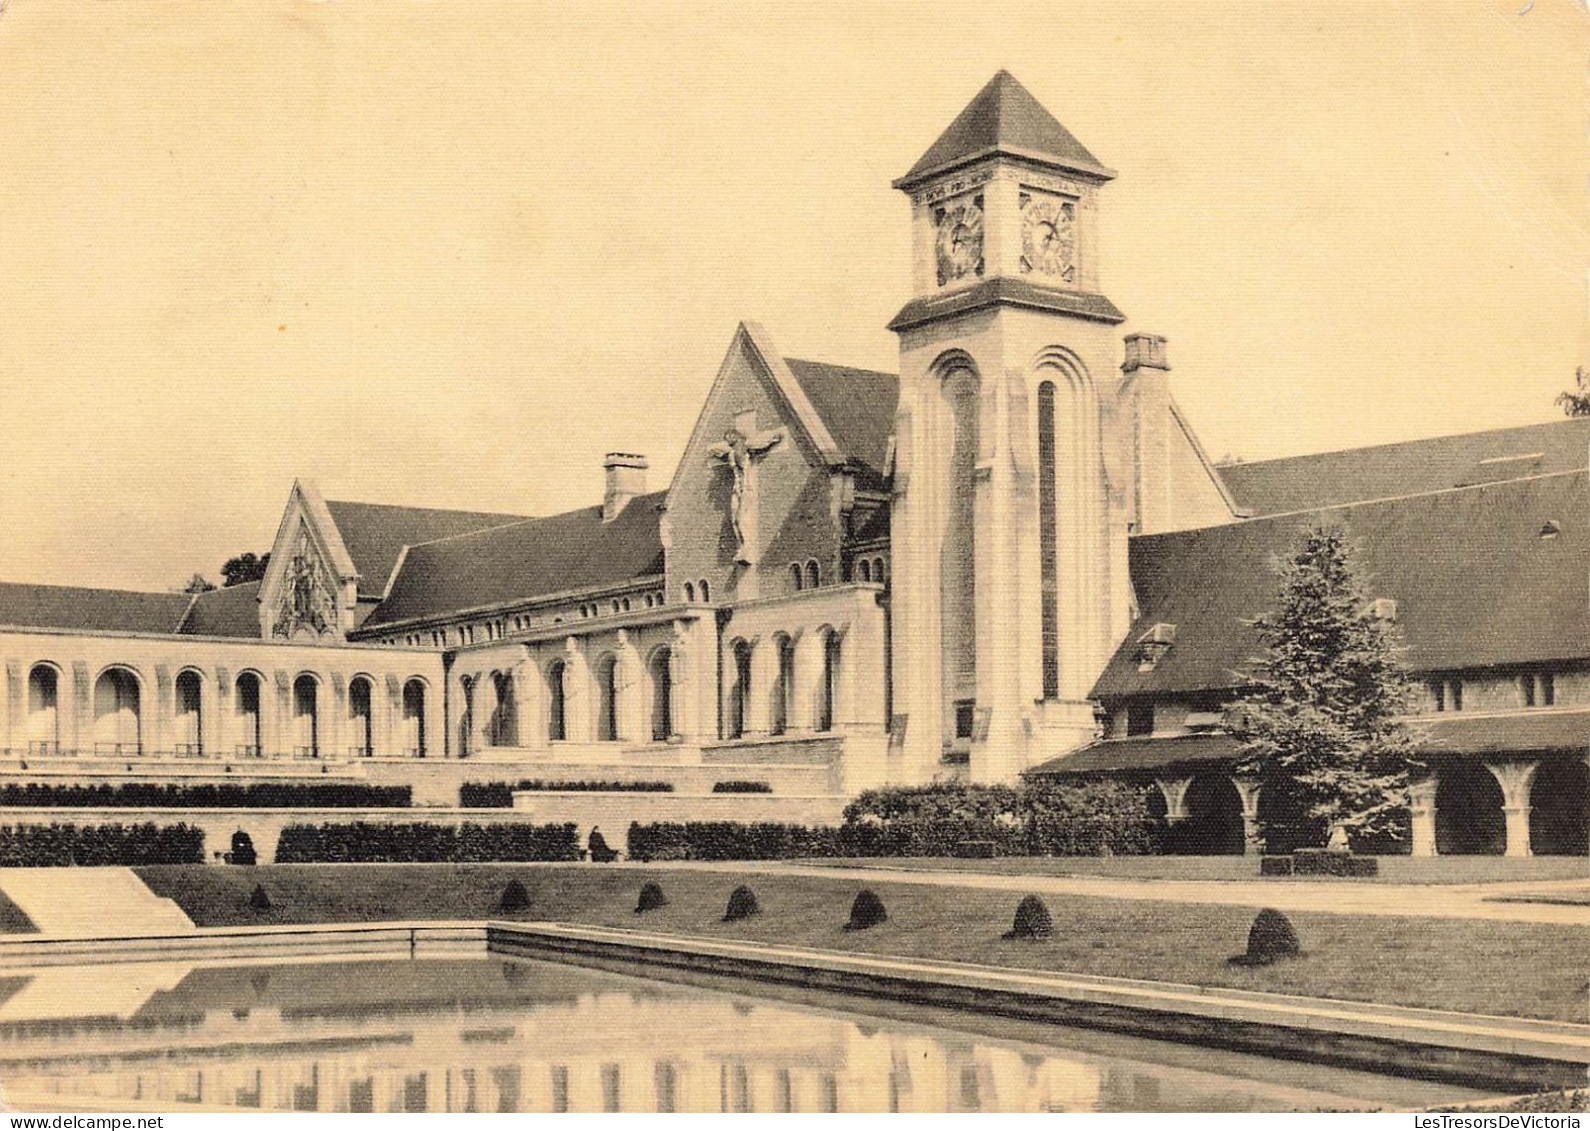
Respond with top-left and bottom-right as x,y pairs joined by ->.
706,411 -> 784,565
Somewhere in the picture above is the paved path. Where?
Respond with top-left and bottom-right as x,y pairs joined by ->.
624,861 -> 1590,926
0,867 -> 193,937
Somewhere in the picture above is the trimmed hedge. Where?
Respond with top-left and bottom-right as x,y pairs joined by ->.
274,821 -> 581,863
0,782 -> 411,809
0,822 -> 204,866
711,781 -> 772,794
460,780 -> 675,807
627,822 -> 843,862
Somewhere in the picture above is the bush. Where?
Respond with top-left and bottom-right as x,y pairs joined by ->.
460,780 -> 675,807
1231,908 -> 1301,965
0,782 -> 411,809
844,889 -> 887,931
627,822 -> 842,862
712,781 -> 772,794
1259,856 -> 1294,876
0,822 -> 203,866
274,822 -> 581,863
635,881 -> 668,913
1003,894 -> 1054,940
248,884 -> 271,911
499,879 -> 531,912
723,885 -> 760,922
1291,849 -> 1378,877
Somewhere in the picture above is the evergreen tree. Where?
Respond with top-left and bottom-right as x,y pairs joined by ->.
1224,522 -> 1423,849
1558,366 -> 1590,418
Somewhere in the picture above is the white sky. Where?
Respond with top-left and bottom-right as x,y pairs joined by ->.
0,0 -> 1585,592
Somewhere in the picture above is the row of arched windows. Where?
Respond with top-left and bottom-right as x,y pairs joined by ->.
852,556 -> 887,583
19,662 -> 428,759
462,646 -> 680,752
789,561 -> 821,592
681,579 -> 712,604
725,630 -> 842,740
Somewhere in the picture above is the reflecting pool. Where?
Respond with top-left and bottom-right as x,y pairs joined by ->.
0,955 -> 1495,1113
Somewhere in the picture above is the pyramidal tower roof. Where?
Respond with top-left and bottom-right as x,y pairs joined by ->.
894,70 -> 1113,189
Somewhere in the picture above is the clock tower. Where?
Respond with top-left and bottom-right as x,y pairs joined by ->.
887,71 -> 1136,784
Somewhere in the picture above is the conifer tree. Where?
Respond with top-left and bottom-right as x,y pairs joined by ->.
1224,523 -> 1423,849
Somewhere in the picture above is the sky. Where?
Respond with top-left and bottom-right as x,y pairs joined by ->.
0,0 -> 1585,592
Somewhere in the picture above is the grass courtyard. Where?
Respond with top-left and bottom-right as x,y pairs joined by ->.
134,862 -> 1589,1024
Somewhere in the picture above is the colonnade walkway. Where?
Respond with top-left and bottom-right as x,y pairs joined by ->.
626,860 -> 1590,926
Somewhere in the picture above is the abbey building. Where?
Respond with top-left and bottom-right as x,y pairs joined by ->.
1,73 -> 1584,858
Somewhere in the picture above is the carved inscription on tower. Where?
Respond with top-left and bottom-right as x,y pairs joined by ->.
1019,190 -> 1077,283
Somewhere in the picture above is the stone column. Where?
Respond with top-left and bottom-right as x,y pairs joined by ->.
512,659 -> 537,750
1408,775 -> 1439,857
327,672 -> 346,760
1156,775 -> 1193,825
273,670 -> 292,758
3,660 -> 20,755
615,630 -> 643,744
1232,777 -> 1264,857
792,629 -> 824,733
1485,759 -> 1539,858
669,622 -> 693,742
153,665 -> 173,756
745,636 -> 774,738
72,661 -> 91,755
383,674 -> 402,757
561,637 -> 591,744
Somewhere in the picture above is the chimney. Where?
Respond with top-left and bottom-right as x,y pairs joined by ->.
603,452 -> 648,522
1122,333 -> 1169,374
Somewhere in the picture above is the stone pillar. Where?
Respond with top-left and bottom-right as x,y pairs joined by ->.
383,674 -> 402,757
1232,777 -> 1264,857
615,630 -> 643,744
326,672 -> 346,760
512,659 -> 537,750
273,670 -> 292,758
153,665 -> 173,756
1156,775 -> 1193,824
669,622 -> 693,742
561,638 -> 591,744
72,661 -> 91,755
3,660 -> 20,755
1485,759 -> 1539,858
745,636 -> 774,738
793,629 -> 823,733
1408,775 -> 1439,857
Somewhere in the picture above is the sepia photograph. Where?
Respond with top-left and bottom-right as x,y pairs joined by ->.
0,0 -> 1584,1119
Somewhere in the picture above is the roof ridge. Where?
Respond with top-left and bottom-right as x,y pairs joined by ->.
400,490 -> 668,553
0,578 -> 190,599
1221,417 -> 1590,472
785,356 -> 900,381
1151,466 -> 1586,535
325,497 -> 533,521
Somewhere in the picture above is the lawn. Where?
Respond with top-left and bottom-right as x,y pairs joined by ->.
801,856 -> 1590,885
135,863 -> 1588,1023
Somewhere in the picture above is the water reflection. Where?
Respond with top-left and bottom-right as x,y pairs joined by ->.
0,956 -> 1490,1113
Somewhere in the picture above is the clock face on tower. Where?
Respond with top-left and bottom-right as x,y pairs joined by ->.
933,195 -> 984,286
1020,192 -> 1077,283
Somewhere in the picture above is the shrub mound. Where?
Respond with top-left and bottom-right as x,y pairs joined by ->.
0,782 -> 410,809
0,822 -> 203,866
723,885 -> 760,922
274,822 -> 581,863
461,780 -> 674,807
1002,894 -> 1054,940
248,884 -> 271,911
1291,849 -> 1379,877
1230,908 -> 1301,965
843,889 -> 887,931
635,881 -> 668,913
499,879 -> 531,913
711,781 -> 772,794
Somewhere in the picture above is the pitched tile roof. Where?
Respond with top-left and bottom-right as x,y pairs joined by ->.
361,491 -> 667,629
1422,710 -> 1590,757
177,581 -> 263,639
323,500 -> 532,597
784,358 -> 898,491
1092,469 -> 1588,699
1027,734 -> 1239,776
0,581 -> 194,636
895,70 -> 1112,188
1217,418 -> 1590,517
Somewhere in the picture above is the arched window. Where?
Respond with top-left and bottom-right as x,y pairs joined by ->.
595,653 -> 621,742
649,646 -> 673,743
291,674 -> 319,758
805,561 -> 820,589
27,664 -> 59,755
546,661 -> 567,742
1038,380 -> 1060,700
402,678 -> 427,757
770,634 -> 795,737
348,676 -> 374,757
175,670 -> 203,756
873,557 -> 886,582
728,640 -> 752,740
942,367 -> 980,709
858,559 -> 871,583
699,579 -> 710,603
93,666 -> 142,756
489,670 -> 518,746
234,672 -> 263,758
790,563 -> 804,592
621,597 -> 631,612
684,582 -> 696,603
817,630 -> 841,732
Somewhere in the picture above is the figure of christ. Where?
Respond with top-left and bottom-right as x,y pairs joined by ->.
706,418 -> 784,564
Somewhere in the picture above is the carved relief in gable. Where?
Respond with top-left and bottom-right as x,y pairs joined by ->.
271,521 -> 341,641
